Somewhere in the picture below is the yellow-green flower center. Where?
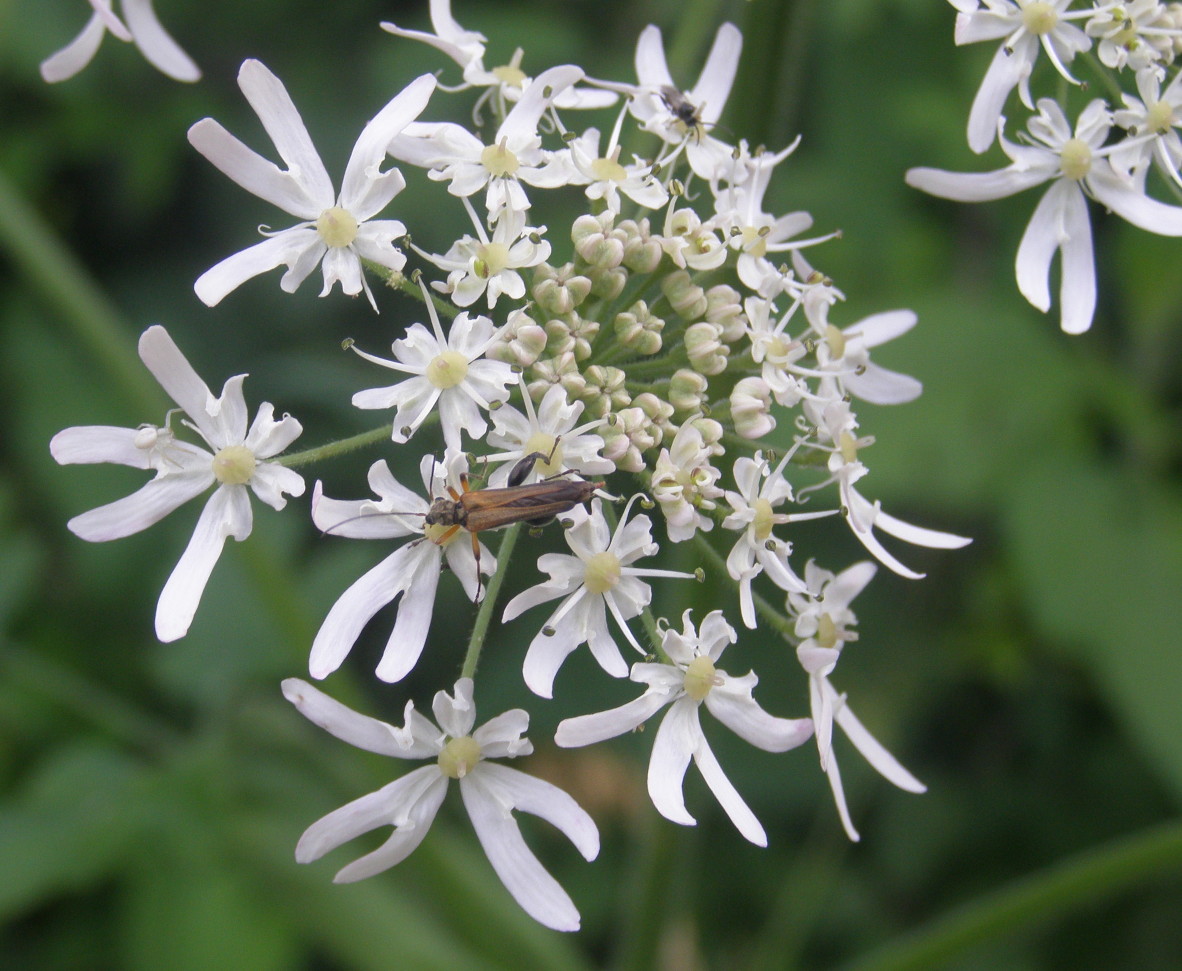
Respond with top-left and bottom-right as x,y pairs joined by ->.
583,550 -> 622,595
765,334 -> 793,366
316,206 -> 359,248
524,432 -> 561,476
752,497 -> 776,542
838,430 -> 860,465
824,324 -> 846,359
481,142 -> 520,177
492,64 -> 527,87
1021,1 -> 1057,35
683,655 -> 717,701
423,521 -> 461,545
741,226 -> 768,258
475,242 -> 510,279
1147,100 -> 1176,134
815,613 -> 838,649
438,735 -> 482,778
1059,138 -> 1093,181
426,350 -> 469,389
591,156 -> 628,183
211,445 -> 256,485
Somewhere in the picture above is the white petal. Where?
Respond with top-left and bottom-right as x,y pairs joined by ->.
692,721 -> 767,846
873,509 -> 972,549
460,768 -> 586,932
282,678 -> 431,758
51,425 -> 153,469
688,22 -> 742,126
634,25 -> 674,89
905,164 -> 1047,202
967,42 -> 1029,153
236,60 -> 334,206
647,701 -> 698,827
476,763 -> 599,862
137,326 -> 217,434
521,606 -> 585,699
706,678 -> 813,753
295,766 -> 445,866
340,74 -> 435,216
40,14 -> 106,83
155,486 -> 251,641
1090,165 -> 1182,236
834,696 -> 926,794
244,403 -> 303,459
555,690 -> 669,747
822,744 -> 861,842
187,119 -> 323,220
332,774 -> 448,882
374,551 -> 442,683
122,0 -> 200,82
843,363 -> 923,405
67,470 -> 210,542
497,65 -> 584,144
194,230 -> 322,307
1015,179 -> 1077,313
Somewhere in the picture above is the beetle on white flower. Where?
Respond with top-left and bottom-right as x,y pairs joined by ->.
284,677 -> 599,932
556,609 -> 813,846
188,61 -> 435,310
308,451 -> 494,684
49,325 -> 304,642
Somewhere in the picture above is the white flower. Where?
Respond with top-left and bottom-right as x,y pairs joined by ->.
627,22 -> 742,180
949,0 -> 1091,153
388,65 -> 583,220
556,609 -> 813,845
501,498 -> 694,698
801,287 -> 923,405
284,677 -> 599,932
308,452 -> 494,683
188,61 -> 434,309
722,450 -> 835,628
743,295 -> 811,407
49,325 -> 304,642
565,122 -> 669,213
485,382 -> 613,487
1086,0 -> 1178,71
424,204 -> 551,309
801,397 -> 972,579
382,1 -> 615,116
907,98 -> 1182,333
350,286 -> 515,451
651,422 -> 725,543
41,0 -> 200,83
788,561 -> 926,841
1111,67 -> 1182,185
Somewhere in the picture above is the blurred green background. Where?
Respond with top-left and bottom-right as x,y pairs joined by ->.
3,0 -> 1182,968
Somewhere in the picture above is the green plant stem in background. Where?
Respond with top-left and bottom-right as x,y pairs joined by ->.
0,167 -> 163,417
839,817 -> 1182,971
277,423 -> 396,468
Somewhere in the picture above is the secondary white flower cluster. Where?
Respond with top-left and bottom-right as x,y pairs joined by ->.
907,0 -> 1182,333
47,1 -> 972,933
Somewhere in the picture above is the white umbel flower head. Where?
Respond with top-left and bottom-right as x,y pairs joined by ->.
41,0 -> 200,83
284,677 -> 600,932
308,452 -> 494,683
350,281 -> 515,451
188,61 -> 435,310
49,325 -> 304,642
788,561 -> 926,841
556,609 -> 813,845
501,497 -> 695,698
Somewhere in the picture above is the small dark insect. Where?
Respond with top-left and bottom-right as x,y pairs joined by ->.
423,445 -> 604,602
659,85 -> 704,138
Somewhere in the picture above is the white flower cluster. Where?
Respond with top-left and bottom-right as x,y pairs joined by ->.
908,0 -> 1182,334
46,2 -> 972,933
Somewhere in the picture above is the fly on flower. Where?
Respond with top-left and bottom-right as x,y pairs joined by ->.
659,85 -> 706,139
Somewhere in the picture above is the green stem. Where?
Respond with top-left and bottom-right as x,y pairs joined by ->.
460,522 -> 522,680
691,531 -> 798,640
838,817 -> 1182,971
0,165 -> 162,416
276,423 -> 395,468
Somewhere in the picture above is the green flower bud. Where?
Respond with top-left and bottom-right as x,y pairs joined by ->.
669,368 -> 709,413
705,284 -> 746,342
685,322 -> 729,375
661,269 -> 708,320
